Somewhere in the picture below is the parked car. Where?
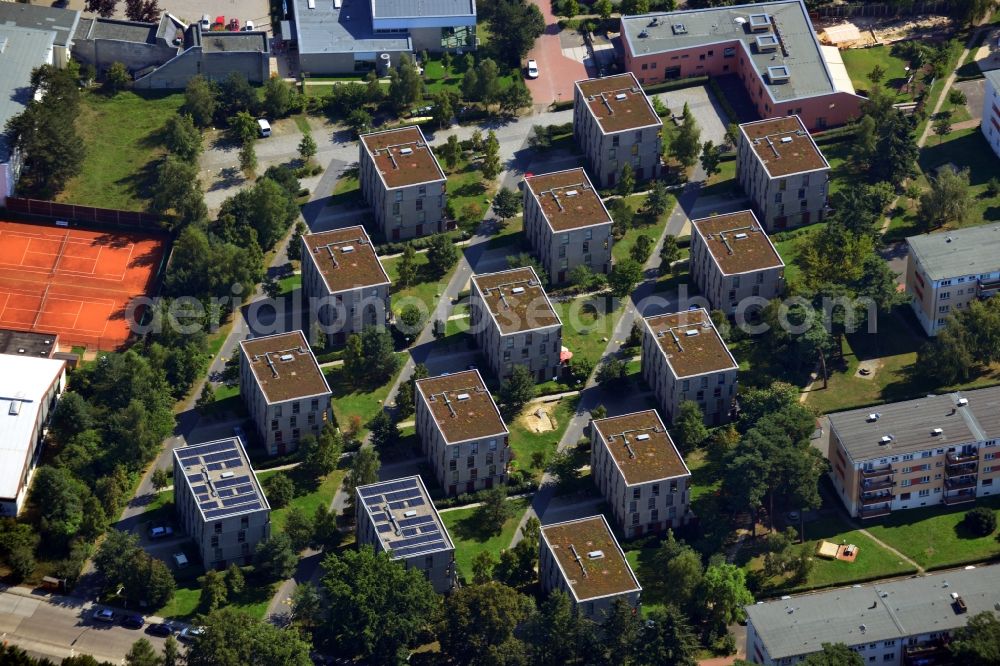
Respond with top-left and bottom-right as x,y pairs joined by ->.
526,60 -> 539,79
257,118 -> 271,138
200,14 -> 211,30
93,608 -> 115,623
146,622 -> 173,637
121,614 -> 145,630
178,626 -> 205,643
242,20 -> 256,31
148,525 -> 173,540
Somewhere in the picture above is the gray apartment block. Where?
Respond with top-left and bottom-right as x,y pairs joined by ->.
355,475 -> 456,593
573,73 -> 662,189
689,210 -> 784,315
415,370 -> 509,496
523,168 -> 614,284
590,410 -> 692,539
737,115 -> 829,231
359,126 -> 448,241
539,516 -> 641,621
239,331 -> 333,456
173,437 -> 271,570
641,308 -> 738,425
469,267 -> 563,383
301,226 -> 391,346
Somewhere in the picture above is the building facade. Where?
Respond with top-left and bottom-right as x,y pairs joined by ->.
736,116 -> 830,231
620,1 -> 864,131
359,126 -> 448,241
469,267 -> 563,382
539,516 -> 642,621
0,355 -> 66,516
983,70 -> 1000,158
641,308 -> 739,425
301,226 -> 392,345
573,73 -> 663,189
239,331 -> 333,456
905,225 -> 1000,336
355,475 -> 456,593
523,168 -> 614,284
744,565 -> 1000,665
173,437 -> 271,569
689,211 -> 784,315
415,370 -> 510,496
827,387 -> 1000,520
590,410 -> 692,538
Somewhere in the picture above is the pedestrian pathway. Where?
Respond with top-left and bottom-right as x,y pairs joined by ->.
855,526 -> 924,574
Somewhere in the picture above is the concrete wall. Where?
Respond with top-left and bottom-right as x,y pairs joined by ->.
72,38 -> 178,76
736,138 -> 828,231
539,537 -> 640,621
523,190 -> 613,284
134,48 -> 269,89
299,51 -> 360,76
0,162 -> 12,209
573,92 -> 661,188
415,395 -> 508,496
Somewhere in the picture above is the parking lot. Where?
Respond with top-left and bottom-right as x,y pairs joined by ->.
31,0 -> 272,34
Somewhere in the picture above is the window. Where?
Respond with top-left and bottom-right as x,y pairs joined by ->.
778,179 -> 787,191
392,202 -> 400,215
899,492 -> 911,500
238,530 -> 246,543
211,535 -> 219,548
418,185 -> 426,196
647,497 -> 655,510
311,398 -> 319,411
918,489 -> 930,497
467,456 -> 475,468
559,245 -> 566,258
394,191 -> 403,202
612,136 -> 620,147
641,63 -> 648,70
489,439 -> 498,451
901,479 -> 911,487
797,188 -> 806,199
585,229 -> 593,240
774,192 -> 783,203
902,467 -> 911,474
650,509 -> 659,522
452,447 -> 460,459
271,419 -> 279,431
631,513 -> 639,525
274,406 -> 282,418
629,501 -> 637,513
562,234 -> 570,245
449,459 -> 457,471
652,484 -> 659,496
416,198 -> 423,211
633,488 -> 641,499
631,144 -> 639,156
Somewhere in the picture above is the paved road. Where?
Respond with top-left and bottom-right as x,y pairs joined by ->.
523,0 -> 590,106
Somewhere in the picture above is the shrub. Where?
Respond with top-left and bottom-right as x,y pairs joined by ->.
963,507 -> 997,537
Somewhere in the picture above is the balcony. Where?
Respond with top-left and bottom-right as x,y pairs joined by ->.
977,277 -> 1000,299
860,493 -> 892,507
943,490 -> 977,506
945,476 -> 977,491
945,460 -> 978,477
860,464 -> 894,479
946,451 -> 978,465
860,477 -> 895,491
860,505 -> 892,519
903,640 -> 950,666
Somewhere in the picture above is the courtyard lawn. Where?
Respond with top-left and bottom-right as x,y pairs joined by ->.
157,578 -> 276,621
423,56 -> 514,97
438,156 -> 496,230
698,159 -> 740,200
382,251 -> 458,319
612,193 -> 674,266
329,168 -> 363,208
552,294 -> 623,372
58,90 -> 186,211
258,469 -> 347,534
440,498 -> 531,581
840,46 -> 912,100
323,352 -> 407,433
771,223 -> 824,290
507,396 -> 579,478
917,127 -> 1000,225
865,495 -> 1000,570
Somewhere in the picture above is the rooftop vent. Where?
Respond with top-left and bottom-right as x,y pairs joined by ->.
867,413 -> 881,422
672,23 -> 687,35
456,393 -> 471,401
780,136 -> 793,144
749,13 -> 770,31
279,353 -> 294,362
615,93 -> 627,101
684,328 -> 699,336
307,0 -> 315,8
566,189 -> 579,197
880,435 -> 893,445
734,232 -> 749,240
9,402 -> 21,416
399,147 -> 414,156
957,397 -> 969,407
17,348 -> 25,354
636,433 -> 651,441
511,286 -> 526,294
768,65 -> 790,83
340,245 -> 355,253
403,510 -> 417,518
638,29 -> 648,38
932,428 -> 943,436
755,34 -> 778,51
587,550 -> 605,559
220,472 -> 235,479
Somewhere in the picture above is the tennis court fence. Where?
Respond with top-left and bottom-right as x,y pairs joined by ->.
3,198 -> 165,234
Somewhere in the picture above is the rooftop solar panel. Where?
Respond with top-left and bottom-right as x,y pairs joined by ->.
215,475 -> 250,489
202,500 -> 218,510
377,523 -> 392,533
392,541 -> 447,558
208,463 -> 223,471
225,459 -> 243,469
398,515 -> 435,528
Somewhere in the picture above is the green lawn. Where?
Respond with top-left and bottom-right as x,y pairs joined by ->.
437,156 -> 495,228
916,127 -> 1000,226
157,578 -> 276,621
865,495 -> 1000,570
323,353 -> 407,433
383,252 -> 458,319
423,57 -> 514,97
58,90 -> 186,211
257,469 -> 347,534
840,46 -> 913,100
771,223 -> 824,290
506,396 -> 579,478
329,167 -> 363,208
552,294 -> 623,372
440,498 -> 530,581
699,159 -> 740,200
612,193 -> 674,266
916,37 -> 967,138
278,273 -> 301,296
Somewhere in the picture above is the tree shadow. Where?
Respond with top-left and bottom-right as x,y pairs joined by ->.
451,509 -> 500,543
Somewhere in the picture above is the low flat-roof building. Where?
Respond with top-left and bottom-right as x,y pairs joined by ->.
469,267 -> 563,383
301,226 -> 391,345
239,331 -> 332,456
827,386 -> 1000,519
539,515 -> 642,620
415,370 -> 509,496
744,565 -> 1000,665
356,475 -> 456,593
0,329 -> 58,358
591,410 -> 692,538
690,211 -> 784,314
620,1 -> 863,131
641,308 -> 738,425
523,168 -> 614,284
0,3 -> 79,67
573,73 -> 663,189
359,126 -> 448,241
905,225 -> 1000,336
0,355 -> 66,516
291,0 -> 476,75
173,437 -> 271,569
737,116 -> 830,231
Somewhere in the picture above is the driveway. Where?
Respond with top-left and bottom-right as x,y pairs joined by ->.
653,84 -> 733,147
524,0 -> 589,106
954,78 -> 985,122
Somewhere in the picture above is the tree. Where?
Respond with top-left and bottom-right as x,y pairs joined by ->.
471,551 -> 497,584
620,0 -> 651,14
162,637 -> 180,666
322,546 -> 440,663
702,563 -> 754,627
217,73 -> 260,119
389,53 -> 423,111
343,326 -> 398,383
645,179 -> 671,217
597,598 -> 643,666
675,400 -> 708,452
124,0 -> 160,22
364,71 -> 384,104
49,392 -> 92,445
186,608 -> 312,666
105,62 -> 131,94
346,108 -> 373,137
659,235 -> 681,275
498,365 -> 536,418
462,68 -> 481,102
369,410 -> 400,451
651,534 -> 704,613
481,130 -> 502,179
224,563 -> 245,597
301,424 -> 342,479
254,533 -> 298,581
639,604 -> 698,666
949,611 -> 1000,665
441,134 -> 462,170
347,446 -> 381,502
800,643 -> 865,666
162,113 -> 202,161
150,155 -> 206,225
430,91 -> 455,129
668,102 -> 701,169
29,466 -> 88,546
183,75 -> 217,127
426,233 -> 459,276
311,504 -> 341,550
595,357 -> 627,385
963,506 -> 997,537
546,450 -> 580,488
932,112 -> 953,143
499,79 -> 532,115
125,638 -> 163,666
525,591 -> 594,664
595,0 -> 613,19
200,569 -> 228,613
290,583 -> 323,629
867,64 -> 886,86
298,133 -> 317,163
150,467 -> 171,492
474,485 -> 511,534
630,234 -> 654,263
918,167 -> 973,231
492,187 -> 522,224
395,244 -> 419,288
609,259 -> 643,298
487,0 -> 546,66
85,0 -> 117,17
263,76 -> 294,118
618,162 -> 636,196
559,0 -> 580,17
239,142 -> 257,175
440,582 -> 535,665
700,140 -> 722,178
263,472 -> 294,508
476,59 -> 503,105
284,506 -> 314,551
195,383 -> 216,414
870,111 -> 918,186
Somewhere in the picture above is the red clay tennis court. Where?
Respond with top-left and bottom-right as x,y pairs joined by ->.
0,220 -> 167,350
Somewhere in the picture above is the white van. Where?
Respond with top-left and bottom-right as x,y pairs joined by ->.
257,118 -> 271,137
200,14 -> 211,30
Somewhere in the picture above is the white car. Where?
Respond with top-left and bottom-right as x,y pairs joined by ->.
242,20 -> 255,31
526,60 -> 539,79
